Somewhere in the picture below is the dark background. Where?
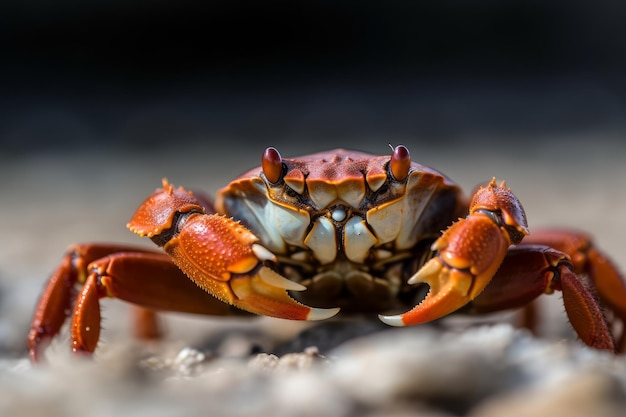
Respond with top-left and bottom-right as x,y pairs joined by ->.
1,1 -> 625,155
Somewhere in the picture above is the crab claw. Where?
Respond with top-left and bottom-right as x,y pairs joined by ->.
128,179 -> 339,321
379,255 -> 489,326
380,178 -> 528,326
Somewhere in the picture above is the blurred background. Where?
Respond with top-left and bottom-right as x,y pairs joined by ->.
1,0 -> 625,154
0,1 -> 625,357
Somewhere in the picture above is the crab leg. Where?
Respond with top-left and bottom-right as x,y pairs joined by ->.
29,243 -> 249,361
470,244 -> 616,351
28,243 -> 157,362
380,179 -> 529,327
70,251 -> 250,355
523,230 -> 626,351
523,230 -> 626,319
127,179 -> 340,322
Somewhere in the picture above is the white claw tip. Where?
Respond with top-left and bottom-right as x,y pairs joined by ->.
252,244 -> 278,262
378,314 -> 406,327
407,257 -> 442,286
258,267 -> 306,291
407,275 -> 420,286
307,307 -> 341,321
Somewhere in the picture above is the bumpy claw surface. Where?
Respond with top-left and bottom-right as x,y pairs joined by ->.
381,179 -> 529,326
128,180 -> 339,321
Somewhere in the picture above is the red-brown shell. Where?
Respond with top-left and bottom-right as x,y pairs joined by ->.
220,148 -> 456,199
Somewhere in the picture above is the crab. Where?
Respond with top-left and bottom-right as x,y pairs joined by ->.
28,145 -> 626,362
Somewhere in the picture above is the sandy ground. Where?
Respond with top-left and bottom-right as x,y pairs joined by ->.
1,136 -> 625,416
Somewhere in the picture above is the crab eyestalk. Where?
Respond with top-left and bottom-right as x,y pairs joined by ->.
389,144 -> 411,182
262,147 -> 284,184
380,178 -> 529,326
127,179 -> 339,321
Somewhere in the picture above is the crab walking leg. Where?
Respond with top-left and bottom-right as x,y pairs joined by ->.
70,252 -> 249,355
472,245 -> 616,352
523,230 -> 626,351
28,243 -> 156,363
523,230 -> 626,319
127,180 -> 340,321
380,179 -> 529,326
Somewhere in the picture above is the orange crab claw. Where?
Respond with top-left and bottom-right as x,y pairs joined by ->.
381,178 -> 528,326
128,180 -> 339,321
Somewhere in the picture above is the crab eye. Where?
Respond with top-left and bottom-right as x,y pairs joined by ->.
389,144 -> 411,182
262,147 -> 283,184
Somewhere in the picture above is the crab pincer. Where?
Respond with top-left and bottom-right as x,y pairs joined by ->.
127,179 -> 339,321
380,179 -> 529,326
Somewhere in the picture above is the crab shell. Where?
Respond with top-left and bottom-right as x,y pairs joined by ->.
214,148 -> 465,311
